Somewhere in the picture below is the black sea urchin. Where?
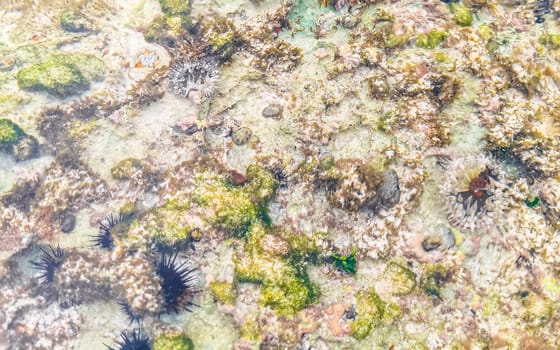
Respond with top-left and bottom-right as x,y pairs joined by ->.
30,245 -> 64,287
168,58 -> 219,99
106,329 -> 151,350
118,301 -> 143,324
156,252 -> 198,314
93,213 -> 130,249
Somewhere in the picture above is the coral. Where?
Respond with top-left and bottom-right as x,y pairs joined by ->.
52,250 -> 112,305
112,253 -> 164,317
17,53 -> 105,97
168,58 -> 219,101
209,280 -> 237,305
153,333 -> 194,350
106,329 -> 151,350
438,155 -> 510,232
350,287 -> 399,339
449,3 -> 473,26
156,252 -> 198,314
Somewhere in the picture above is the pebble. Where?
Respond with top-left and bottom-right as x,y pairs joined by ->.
261,104 -> 283,119
60,213 -> 76,233
232,127 -> 252,145
378,169 -> 400,208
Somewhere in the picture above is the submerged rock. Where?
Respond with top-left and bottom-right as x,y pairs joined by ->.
0,119 -> 39,161
60,11 -> 91,33
16,53 -> 105,97
377,169 -> 400,209
262,104 -> 283,119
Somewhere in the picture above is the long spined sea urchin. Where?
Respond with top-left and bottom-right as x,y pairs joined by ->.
168,58 -> 219,99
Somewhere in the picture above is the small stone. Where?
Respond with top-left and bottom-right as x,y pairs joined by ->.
232,127 -> 252,145
228,170 -> 247,185
60,213 -> 76,233
422,236 -> 442,252
262,104 -> 283,119
377,169 -> 400,208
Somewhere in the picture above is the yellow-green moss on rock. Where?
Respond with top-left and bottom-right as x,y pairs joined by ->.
350,287 -> 400,339
0,118 -> 23,149
16,53 -> 105,97
153,333 -> 194,350
193,166 -> 277,237
416,31 -> 447,49
450,3 -> 473,27
111,158 -> 146,180
159,0 -> 190,16
420,263 -> 450,298
146,197 -> 194,247
384,262 -> 417,296
209,280 -> 237,305
234,223 -> 320,317
539,33 -> 560,49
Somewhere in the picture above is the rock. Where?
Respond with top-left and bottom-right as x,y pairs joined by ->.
232,127 -> 252,145
377,169 -> 400,208
12,134 -> 39,161
60,213 -> 76,233
262,104 -> 283,119
60,11 -> 91,33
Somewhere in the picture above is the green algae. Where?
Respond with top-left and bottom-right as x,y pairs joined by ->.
16,53 -> 105,97
209,280 -> 236,305
153,333 -> 194,350
0,118 -> 23,150
146,197 -> 194,247
330,249 -> 357,274
416,31 -> 447,49
350,288 -> 400,339
420,263 -> 450,299
449,3 -> 473,27
193,166 -> 277,237
539,33 -> 560,49
111,158 -> 145,180
234,223 -> 320,317
159,0 -> 190,16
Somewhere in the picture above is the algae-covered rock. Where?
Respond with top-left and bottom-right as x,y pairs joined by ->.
450,3 -> 473,27
0,118 -> 23,150
159,0 -> 190,16
60,10 -> 91,33
539,33 -> 560,49
420,263 -> 451,298
384,262 -> 416,296
153,333 -> 194,350
209,280 -> 237,305
416,31 -> 447,49
145,197 -> 194,247
193,165 -> 277,237
0,118 -> 39,161
17,53 -> 105,97
350,287 -> 400,339
234,223 -> 320,316
111,158 -> 146,180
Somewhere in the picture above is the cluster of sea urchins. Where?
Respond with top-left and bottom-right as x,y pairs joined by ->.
438,155 -> 508,232
31,212 -> 199,349
168,57 -> 219,99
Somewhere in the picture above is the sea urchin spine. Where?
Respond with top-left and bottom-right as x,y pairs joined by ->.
105,329 -> 151,350
30,245 -> 65,287
156,252 -> 198,314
